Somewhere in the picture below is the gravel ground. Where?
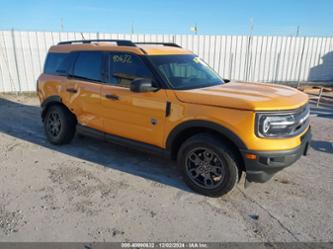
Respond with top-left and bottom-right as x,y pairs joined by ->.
0,94 -> 332,242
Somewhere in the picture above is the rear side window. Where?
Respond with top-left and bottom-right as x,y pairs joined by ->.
44,53 -> 68,75
72,52 -> 103,82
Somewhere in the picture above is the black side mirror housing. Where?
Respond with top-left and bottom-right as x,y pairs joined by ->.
223,79 -> 231,83
130,78 -> 158,92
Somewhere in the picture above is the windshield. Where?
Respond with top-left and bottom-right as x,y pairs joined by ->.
148,54 -> 224,90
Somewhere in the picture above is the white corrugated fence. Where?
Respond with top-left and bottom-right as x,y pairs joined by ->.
0,30 -> 332,92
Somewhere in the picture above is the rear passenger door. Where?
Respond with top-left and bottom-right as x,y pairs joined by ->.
65,51 -> 105,131
101,52 -> 168,147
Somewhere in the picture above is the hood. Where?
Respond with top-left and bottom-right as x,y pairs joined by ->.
174,82 -> 309,111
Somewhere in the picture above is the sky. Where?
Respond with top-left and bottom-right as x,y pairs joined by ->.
0,0 -> 332,36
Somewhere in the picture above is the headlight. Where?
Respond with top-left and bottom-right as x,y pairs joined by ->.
256,105 -> 310,138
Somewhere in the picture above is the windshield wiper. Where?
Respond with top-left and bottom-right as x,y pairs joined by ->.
112,72 -> 136,80
68,74 -> 103,83
175,82 -> 223,90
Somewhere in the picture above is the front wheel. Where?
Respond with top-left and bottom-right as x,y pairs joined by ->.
177,133 -> 240,197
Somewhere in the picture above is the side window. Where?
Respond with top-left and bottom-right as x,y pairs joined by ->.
72,52 -> 103,82
108,53 -> 153,88
44,53 -> 68,75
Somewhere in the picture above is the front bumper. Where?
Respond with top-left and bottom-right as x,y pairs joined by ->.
241,127 -> 312,183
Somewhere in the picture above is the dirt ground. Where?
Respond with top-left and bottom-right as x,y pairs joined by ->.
0,94 -> 332,242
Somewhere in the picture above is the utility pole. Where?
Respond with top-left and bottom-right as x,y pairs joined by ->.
60,18 -> 64,32
131,21 -> 135,34
245,18 -> 254,82
190,24 -> 198,35
296,25 -> 300,37
249,18 -> 254,36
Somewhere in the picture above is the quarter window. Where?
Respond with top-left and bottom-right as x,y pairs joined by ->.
44,53 -> 68,75
72,52 -> 103,82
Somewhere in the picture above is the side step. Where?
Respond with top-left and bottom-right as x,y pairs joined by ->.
76,124 -> 170,158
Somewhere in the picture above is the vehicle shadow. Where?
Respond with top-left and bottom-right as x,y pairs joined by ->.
308,51 -> 333,82
310,102 -> 333,120
311,140 -> 333,154
308,102 -> 333,154
0,97 -> 190,193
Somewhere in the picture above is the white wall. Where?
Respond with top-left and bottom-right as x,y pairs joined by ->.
0,30 -> 332,92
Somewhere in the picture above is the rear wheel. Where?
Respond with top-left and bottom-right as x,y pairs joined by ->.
178,133 -> 240,197
44,105 -> 76,145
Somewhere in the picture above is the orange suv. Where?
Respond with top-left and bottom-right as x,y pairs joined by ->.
37,40 -> 311,196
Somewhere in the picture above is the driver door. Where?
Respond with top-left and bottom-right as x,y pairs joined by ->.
100,52 -> 168,147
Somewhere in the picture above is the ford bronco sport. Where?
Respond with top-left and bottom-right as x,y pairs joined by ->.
37,39 -> 311,197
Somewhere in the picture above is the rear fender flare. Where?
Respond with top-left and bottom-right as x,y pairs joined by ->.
41,95 -> 62,120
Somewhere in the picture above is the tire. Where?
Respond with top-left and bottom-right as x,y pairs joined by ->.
177,133 -> 240,197
44,105 -> 76,145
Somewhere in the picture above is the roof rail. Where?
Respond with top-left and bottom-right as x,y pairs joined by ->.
57,39 -> 136,47
135,42 -> 182,48
57,40 -> 182,50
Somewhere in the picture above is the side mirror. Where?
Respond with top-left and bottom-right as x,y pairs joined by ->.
223,79 -> 231,83
130,78 -> 158,93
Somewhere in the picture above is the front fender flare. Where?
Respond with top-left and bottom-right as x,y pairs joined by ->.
166,120 -> 248,154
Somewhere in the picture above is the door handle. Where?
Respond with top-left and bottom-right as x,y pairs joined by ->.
66,88 -> 77,93
105,94 -> 119,100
